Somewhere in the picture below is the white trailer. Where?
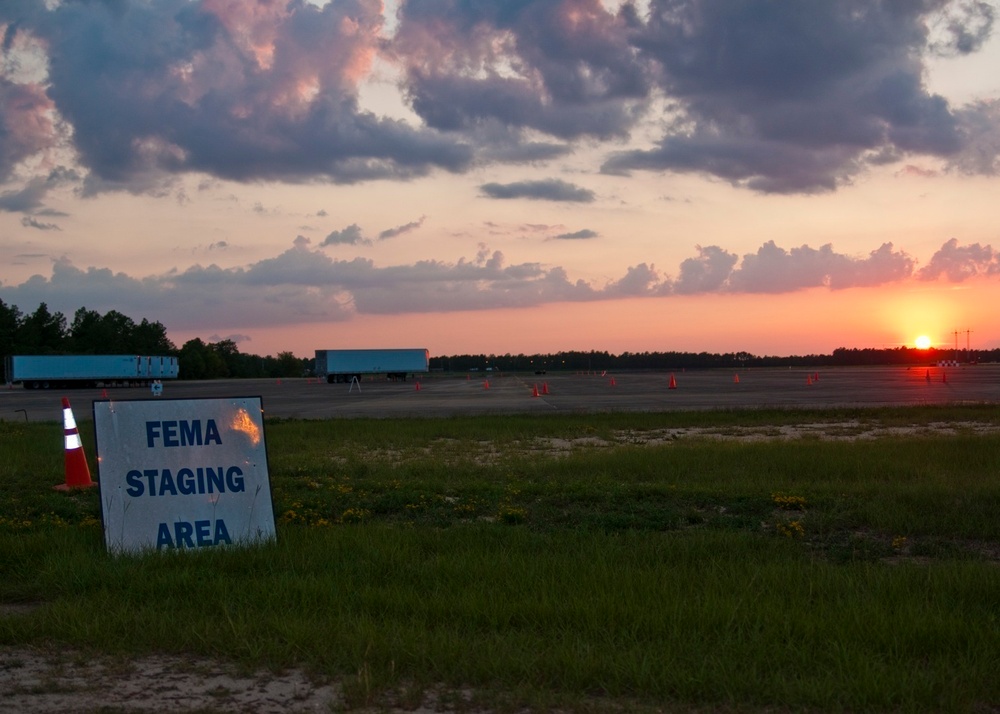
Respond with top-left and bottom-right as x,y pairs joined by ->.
5,354 -> 179,389
314,349 -> 429,383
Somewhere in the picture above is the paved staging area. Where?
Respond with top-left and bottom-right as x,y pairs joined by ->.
3,364 -> 1000,422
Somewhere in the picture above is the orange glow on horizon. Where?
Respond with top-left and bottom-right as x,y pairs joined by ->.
915,335 -> 932,349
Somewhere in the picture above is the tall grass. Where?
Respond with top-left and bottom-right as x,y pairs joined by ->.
2,407 -> 999,711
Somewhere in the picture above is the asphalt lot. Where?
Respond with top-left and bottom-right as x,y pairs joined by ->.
3,364 -> 1000,423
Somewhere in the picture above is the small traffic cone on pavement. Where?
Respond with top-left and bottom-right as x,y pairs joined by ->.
942,371 -> 948,383
542,382 -> 549,395
55,397 -> 96,491
415,381 -> 422,391
532,384 -> 539,397
668,373 -> 677,389
806,375 -> 813,385
483,380 -> 490,390
610,377 -> 617,386
734,374 -> 740,384
926,369 -> 931,383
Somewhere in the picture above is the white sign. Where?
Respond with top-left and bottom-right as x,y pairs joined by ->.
94,397 -> 275,554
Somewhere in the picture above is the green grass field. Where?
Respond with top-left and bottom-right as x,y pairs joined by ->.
2,405 -> 999,712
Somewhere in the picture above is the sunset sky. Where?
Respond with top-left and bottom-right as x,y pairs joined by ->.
2,0 -> 999,359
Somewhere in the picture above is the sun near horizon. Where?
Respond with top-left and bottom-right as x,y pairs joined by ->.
915,335 -> 932,350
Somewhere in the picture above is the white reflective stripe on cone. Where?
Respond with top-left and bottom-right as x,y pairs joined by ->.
65,432 -> 83,450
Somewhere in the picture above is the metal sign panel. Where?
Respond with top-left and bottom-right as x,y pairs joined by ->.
94,397 -> 275,554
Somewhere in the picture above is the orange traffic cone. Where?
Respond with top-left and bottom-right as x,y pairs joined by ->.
415,381 -> 422,391
610,377 -> 617,386
925,369 -> 931,383
668,374 -> 677,389
734,374 -> 740,384
532,384 -> 539,397
483,380 -> 490,390
542,382 -> 549,395
55,397 -> 95,491
942,371 -> 948,383
806,375 -> 813,385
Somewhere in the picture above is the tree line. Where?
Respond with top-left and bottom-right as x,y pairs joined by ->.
2,300 -> 995,382
430,345 -> 992,373
0,300 -> 306,381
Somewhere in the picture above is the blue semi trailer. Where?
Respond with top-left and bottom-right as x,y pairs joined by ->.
314,349 -> 429,383
4,354 -> 179,389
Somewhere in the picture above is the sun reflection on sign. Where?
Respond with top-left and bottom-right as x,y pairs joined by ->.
230,408 -> 261,445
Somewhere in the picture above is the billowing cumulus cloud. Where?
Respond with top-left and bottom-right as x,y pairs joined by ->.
917,237 -> 1000,280
726,241 -> 915,293
481,179 -> 596,202
604,263 -> 661,297
667,241 -> 915,294
674,245 -> 739,294
3,237 -> 975,337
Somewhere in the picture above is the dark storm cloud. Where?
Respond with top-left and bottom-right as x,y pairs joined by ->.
393,0 -> 652,140
480,179 -> 595,202
602,0 -> 994,193
1,0 -> 998,198
1,0 -> 471,191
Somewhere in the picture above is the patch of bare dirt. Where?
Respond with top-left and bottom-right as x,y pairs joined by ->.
0,646 -> 340,713
606,421 -> 1000,448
